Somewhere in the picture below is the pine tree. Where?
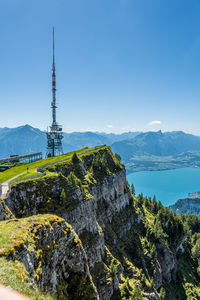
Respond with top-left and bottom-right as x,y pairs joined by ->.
131,184 -> 135,195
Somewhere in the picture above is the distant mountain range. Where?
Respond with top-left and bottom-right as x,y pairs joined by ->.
0,125 -> 46,158
1,125 -> 200,172
111,130 -> 200,162
0,124 -> 139,158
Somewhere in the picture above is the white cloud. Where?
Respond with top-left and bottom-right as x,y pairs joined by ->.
106,124 -> 113,128
148,120 -> 162,126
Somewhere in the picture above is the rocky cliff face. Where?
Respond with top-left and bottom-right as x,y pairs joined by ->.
5,148 -> 131,299
0,147 -> 199,300
0,215 -> 98,299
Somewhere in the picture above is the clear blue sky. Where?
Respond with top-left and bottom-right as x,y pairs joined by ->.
1,0 -> 200,134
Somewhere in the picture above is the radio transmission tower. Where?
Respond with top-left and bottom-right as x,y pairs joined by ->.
46,27 -> 63,157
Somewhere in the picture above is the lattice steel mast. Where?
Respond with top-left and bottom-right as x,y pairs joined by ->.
46,27 -> 63,157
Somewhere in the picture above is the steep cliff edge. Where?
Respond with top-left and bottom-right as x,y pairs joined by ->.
0,215 -> 97,299
0,146 -> 199,299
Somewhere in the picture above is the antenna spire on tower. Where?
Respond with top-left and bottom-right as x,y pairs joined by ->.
51,27 -> 56,125
53,26 -> 55,71
46,28 -> 63,157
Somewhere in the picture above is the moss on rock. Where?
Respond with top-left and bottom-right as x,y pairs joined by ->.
0,215 -> 98,299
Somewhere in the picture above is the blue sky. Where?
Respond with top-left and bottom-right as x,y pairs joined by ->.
1,0 -> 200,134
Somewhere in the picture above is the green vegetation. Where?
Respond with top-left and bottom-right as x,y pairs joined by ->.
100,192 -> 200,299
1,145 -> 200,299
115,153 -> 121,162
130,183 -> 135,195
0,257 -> 53,300
0,146 -> 103,184
0,198 -> 14,219
0,214 -> 97,300
10,171 -> 41,184
0,214 -> 71,299
0,214 -> 68,256
7,146 -> 123,219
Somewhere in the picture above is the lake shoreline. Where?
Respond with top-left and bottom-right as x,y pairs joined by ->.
127,167 -> 200,207
126,165 -> 200,175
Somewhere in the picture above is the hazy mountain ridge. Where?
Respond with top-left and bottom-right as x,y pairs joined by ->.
111,130 -> 200,162
2,125 -> 200,173
0,125 -> 140,158
0,125 -> 47,158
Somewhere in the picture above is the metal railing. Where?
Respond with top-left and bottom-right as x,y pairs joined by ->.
0,152 -> 42,164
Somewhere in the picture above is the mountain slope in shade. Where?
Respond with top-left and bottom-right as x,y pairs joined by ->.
0,125 -> 46,158
111,130 -> 200,162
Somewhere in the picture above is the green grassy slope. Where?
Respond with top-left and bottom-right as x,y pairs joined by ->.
0,146 -> 104,184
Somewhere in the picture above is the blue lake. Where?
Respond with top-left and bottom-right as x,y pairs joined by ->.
127,168 -> 200,206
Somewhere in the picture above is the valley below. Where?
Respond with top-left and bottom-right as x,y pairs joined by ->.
125,151 -> 200,173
